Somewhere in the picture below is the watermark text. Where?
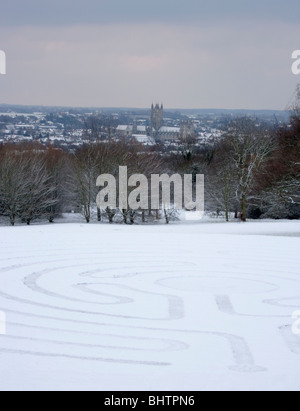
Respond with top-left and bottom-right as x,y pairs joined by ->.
0,310 -> 6,335
292,310 -> 300,335
0,50 -> 6,75
292,50 -> 300,75
96,166 -> 204,220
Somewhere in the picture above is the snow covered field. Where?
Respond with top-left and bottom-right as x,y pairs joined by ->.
0,220 -> 299,391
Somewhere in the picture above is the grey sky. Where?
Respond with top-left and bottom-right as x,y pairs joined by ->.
0,0 -> 299,109
1,0 -> 299,26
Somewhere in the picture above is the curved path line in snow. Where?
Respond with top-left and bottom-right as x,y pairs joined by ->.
156,274 -> 282,293
0,306 -> 265,372
21,270 -> 185,321
74,283 -> 133,304
24,270 -> 134,305
0,245 -> 284,374
6,321 -> 189,352
215,295 -> 291,318
0,289 -> 178,320
264,296 -> 300,308
1,332 -> 186,353
0,347 -> 170,366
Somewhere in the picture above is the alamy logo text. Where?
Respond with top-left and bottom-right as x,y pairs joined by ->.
0,50 -> 6,75
96,166 -> 204,220
0,311 -> 6,335
292,50 -> 300,75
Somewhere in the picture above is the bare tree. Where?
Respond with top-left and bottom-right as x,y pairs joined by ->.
204,139 -> 239,221
256,101 -> 300,218
0,147 -> 28,226
224,118 -> 273,221
0,144 -> 57,226
71,143 -> 100,223
44,146 -> 67,223
18,153 -> 57,225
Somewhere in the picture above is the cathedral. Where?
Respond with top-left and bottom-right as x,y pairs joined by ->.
116,103 -> 195,142
151,104 -> 164,132
150,103 -> 194,141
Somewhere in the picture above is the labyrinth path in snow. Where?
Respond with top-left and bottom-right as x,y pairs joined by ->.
0,221 -> 299,390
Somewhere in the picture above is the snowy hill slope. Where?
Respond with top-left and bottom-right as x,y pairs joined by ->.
0,221 -> 299,391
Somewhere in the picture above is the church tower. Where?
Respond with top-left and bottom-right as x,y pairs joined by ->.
151,103 -> 163,133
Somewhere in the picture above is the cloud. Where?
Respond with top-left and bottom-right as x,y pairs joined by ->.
121,55 -> 167,73
0,18 -> 299,109
0,0 -> 299,27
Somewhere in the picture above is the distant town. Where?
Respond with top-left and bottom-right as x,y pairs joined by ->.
0,103 -> 288,151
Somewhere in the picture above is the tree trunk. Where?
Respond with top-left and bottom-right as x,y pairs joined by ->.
130,211 -> 135,225
225,207 -> 229,222
240,195 -> 247,222
164,209 -> 169,224
10,214 -> 15,226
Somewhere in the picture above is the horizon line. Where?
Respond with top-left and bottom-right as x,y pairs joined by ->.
0,103 -> 287,113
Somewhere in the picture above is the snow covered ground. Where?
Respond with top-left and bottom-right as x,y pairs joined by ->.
0,220 -> 299,391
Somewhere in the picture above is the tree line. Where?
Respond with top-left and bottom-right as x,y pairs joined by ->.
0,113 -> 299,226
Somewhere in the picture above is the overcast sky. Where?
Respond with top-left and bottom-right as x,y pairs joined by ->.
0,0 -> 299,109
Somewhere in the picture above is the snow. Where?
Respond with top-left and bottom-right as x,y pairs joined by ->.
137,126 -> 147,132
116,125 -> 130,131
0,220 -> 299,391
132,135 -> 155,145
159,126 -> 180,133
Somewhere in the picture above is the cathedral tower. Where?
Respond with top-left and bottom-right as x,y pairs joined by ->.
151,103 -> 163,132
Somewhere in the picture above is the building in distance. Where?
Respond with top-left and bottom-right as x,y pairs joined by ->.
116,104 -> 195,142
